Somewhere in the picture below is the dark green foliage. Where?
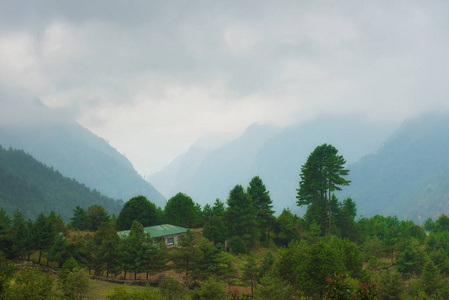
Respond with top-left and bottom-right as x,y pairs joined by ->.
335,197 -> 359,242
0,146 -> 123,221
256,275 -> 296,300
159,276 -> 187,300
170,231 -> 198,288
296,240 -> 345,298
33,213 -> 58,264
226,185 -> 258,248
229,236 -> 247,255
241,255 -> 259,296
6,266 -> 55,300
47,233 -> 70,268
69,206 -> 88,231
116,196 -> 160,231
62,267 -> 90,300
211,199 -> 225,218
0,253 -> 15,295
202,216 -> 228,245
86,205 -> 110,231
191,276 -> 228,300
297,144 -> 350,232
201,204 -> 213,224
324,274 -> 378,300
164,193 -> 199,228
247,176 -> 275,241
11,210 -> 30,259
396,239 -> 426,277
378,269 -> 405,300
120,220 -> 151,280
273,208 -> 301,246
94,222 -> 121,277
214,251 -> 237,288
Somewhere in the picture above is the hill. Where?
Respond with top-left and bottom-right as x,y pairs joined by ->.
0,145 -> 123,221
340,113 -> 449,222
149,115 -> 397,212
0,99 -> 166,207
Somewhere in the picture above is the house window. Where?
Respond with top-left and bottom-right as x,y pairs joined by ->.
167,237 -> 174,246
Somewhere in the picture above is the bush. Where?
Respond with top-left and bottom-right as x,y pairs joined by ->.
229,236 -> 247,254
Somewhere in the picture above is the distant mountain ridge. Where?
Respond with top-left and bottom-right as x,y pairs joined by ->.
340,113 -> 449,222
149,115 -> 397,213
0,99 -> 166,208
0,145 -> 122,221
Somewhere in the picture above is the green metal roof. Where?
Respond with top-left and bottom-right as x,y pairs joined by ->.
117,224 -> 187,239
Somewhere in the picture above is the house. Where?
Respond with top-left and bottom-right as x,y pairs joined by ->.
117,224 -> 188,247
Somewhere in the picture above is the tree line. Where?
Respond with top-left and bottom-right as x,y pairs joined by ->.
2,143 -> 449,299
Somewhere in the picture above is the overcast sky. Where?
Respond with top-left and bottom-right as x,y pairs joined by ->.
1,0 -> 449,175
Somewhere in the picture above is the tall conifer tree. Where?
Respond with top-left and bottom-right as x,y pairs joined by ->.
297,144 -> 350,232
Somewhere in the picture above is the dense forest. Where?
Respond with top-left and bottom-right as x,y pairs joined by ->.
0,145 -> 124,220
1,144 -> 449,299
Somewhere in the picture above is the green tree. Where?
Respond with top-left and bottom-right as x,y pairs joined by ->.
241,255 -> 259,296
33,213 -> 57,264
297,144 -> 350,232
0,253 -> 15,296
211,199 -> 226,218
159,276 -> 188,300
296,240 -> 345,298
192,276 -> 228,300
170,231 -> 198,288
257,275 -> 296,300
120,220 -> 151,280
11,210 -> 29,259
335,197 -> 359,242
47,233 -> 70,267
274,208 -> 301,246
116,196 -> 159,231
70,206 -> 88,231
396,239 -> 426,277
62,268 -> 90,300
86,205 -> 110,231
378,269 -> 405,300
94,222 -> 120,277
164,193 -> 199,228
247,176 -> 275,241
215,251 -> 237,290
6,267 -> 55,300
202,216 -> 228,245
226,185 -> 259,248
382,216 -> 401,264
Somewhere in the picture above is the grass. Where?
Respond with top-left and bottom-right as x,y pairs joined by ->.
87,278 -> 157,300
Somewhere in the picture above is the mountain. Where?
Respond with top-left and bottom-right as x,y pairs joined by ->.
340,113 -> 449,222
0,99 -> 166,207
149,115 -> 397,213
0,146 -> 122,221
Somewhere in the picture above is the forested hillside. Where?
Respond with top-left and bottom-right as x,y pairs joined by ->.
0,146 -> 123,221
341,113 -> 449,222
0,99 -> 166,207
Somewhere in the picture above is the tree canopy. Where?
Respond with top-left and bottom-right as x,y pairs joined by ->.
116,196 -> 160,231
297,144 -> 350,232
164,193 -> 199,228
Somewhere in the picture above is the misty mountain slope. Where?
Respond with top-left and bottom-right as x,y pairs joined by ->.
150,123 -> 280,200
150,115 -> 397,212
0,100 -> 166,207
340,113 -> 449,222
0,146 -> 123,221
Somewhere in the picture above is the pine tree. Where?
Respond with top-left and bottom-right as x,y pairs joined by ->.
297,144 -> 350,232
225,185 -> 259,248
248,176 -> 275,242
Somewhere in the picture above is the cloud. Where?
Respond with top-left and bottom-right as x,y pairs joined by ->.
1,0 -> 449,173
